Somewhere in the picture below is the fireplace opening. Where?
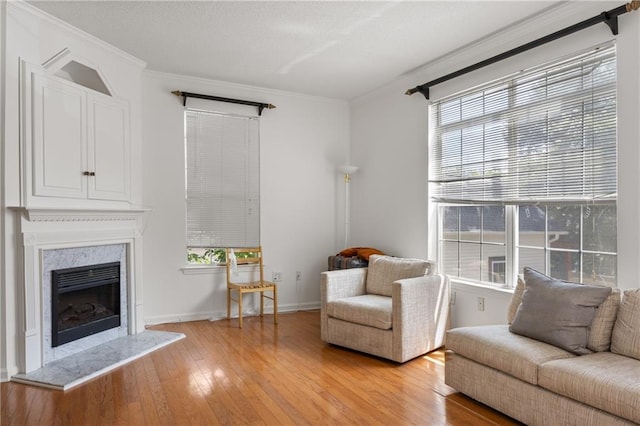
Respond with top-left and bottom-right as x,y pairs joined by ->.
52,262 -> 121,347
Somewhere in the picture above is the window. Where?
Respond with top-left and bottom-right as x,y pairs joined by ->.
431,43 -> 617,287
185,109 -> 260,264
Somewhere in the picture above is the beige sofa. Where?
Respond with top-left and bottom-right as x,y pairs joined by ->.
320,255 -> 450,363
445,270 -> 640,425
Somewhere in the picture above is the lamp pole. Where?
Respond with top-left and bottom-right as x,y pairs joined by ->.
339,165 -> 359,248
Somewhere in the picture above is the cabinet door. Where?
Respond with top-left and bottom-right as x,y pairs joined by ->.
31,72 -> 87,199
86,94 -> 131,201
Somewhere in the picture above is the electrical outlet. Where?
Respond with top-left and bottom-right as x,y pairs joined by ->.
477,297 -> 485,311
296,271 -> 302,281
272,272 -> 282,282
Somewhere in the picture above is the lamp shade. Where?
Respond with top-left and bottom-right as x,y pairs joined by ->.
339,165 -> 359,175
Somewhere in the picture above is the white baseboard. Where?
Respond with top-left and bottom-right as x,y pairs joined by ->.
0,368 -> 9,383
144,311 -> 214,326
144,302 -> 319,326
295,301 -> 320,311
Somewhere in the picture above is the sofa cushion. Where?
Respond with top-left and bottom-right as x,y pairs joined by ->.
326,294 -> 392,330
506,276 -> 525,324
538,352 -> 640,424
446,325 -> 575,385
587,288 -> 620,352
366,255 -> 429,297
510,267 -> 611,355
509,271 -> 620,352
611,289 -> 640,360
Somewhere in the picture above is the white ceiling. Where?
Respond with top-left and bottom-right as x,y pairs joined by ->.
27,1 -> 562,100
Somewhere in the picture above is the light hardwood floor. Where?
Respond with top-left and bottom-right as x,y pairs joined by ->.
1,311 -> 520,425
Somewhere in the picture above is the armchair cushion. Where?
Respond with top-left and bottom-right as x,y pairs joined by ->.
327,295 -> 392,330
366,255 -> 430,297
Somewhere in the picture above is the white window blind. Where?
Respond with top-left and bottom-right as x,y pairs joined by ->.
430,43 -> 617,206
185,109 -> 260,248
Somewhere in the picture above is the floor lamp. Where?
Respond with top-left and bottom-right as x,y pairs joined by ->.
339,165 -> 359,249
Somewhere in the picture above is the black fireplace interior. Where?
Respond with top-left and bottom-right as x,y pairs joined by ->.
52,261 -> 121,347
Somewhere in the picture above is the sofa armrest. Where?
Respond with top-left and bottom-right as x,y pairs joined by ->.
391,274 -> 450,361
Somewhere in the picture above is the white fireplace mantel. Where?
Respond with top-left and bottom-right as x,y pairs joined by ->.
13,206 -> 149,373
12,207 -> 150,222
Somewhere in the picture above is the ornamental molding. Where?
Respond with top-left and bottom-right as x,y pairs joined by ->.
11,207 -> 150,223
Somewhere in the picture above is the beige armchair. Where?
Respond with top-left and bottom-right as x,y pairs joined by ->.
321,255 -> 450,363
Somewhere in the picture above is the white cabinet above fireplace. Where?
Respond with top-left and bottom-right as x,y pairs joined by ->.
21,58 -> 132,208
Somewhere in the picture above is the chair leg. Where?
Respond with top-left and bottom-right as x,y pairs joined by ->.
227,288 -> 231,320
260,291 -> 265,317
273,286 -> 278,325
238,290 -> 243,328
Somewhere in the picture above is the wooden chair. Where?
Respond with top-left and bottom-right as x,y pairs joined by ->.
226,247 -> 278,328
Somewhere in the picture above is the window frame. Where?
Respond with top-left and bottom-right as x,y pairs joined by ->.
183,107 -> 261,268
429,43 -> 618,288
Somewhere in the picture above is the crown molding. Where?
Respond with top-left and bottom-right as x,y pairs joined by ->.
8,0 -> 147,69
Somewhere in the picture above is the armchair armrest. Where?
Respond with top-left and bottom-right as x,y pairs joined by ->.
425,260 -> 437,275
320,268 -> 368,302
391,274 -> 450,362
320,268 -> 367,341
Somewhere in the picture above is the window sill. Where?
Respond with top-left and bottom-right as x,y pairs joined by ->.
449,277 -> 515,295
180,264 -> 258,275
181,264 -> 225,275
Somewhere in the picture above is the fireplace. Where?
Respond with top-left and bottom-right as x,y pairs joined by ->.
12,207 -> 147,375
52,262 -> 121,347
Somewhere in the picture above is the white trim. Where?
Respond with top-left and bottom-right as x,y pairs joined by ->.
12,207 -> 150,222
180,264 -> 260,275
144,302 -> 317,326
145,69 -> 347,104
405,2 -> 572,83
8,1 -> 146,69
41,49 -> 118,99
13,207 -> 147,373
450,277 -> 514,296
353,2 -> 616,106
180,264 -> 226,275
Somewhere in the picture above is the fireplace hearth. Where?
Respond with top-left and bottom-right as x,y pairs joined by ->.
52,262 -> 121,347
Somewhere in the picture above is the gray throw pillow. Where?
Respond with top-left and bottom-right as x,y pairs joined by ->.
508,274 -> 619,352
509,267 -> 611,355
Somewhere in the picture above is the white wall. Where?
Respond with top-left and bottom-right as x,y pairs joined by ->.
141,71 -> 349,324
1,2 -> 145,379
350,2 -> 640,327
0,0 -> 7,383
349,81 -> 430,259
1,1 -> 350,379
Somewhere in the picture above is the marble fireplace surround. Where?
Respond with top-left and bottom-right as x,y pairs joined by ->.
15,207 -> 148,374
42,243 -> 128,365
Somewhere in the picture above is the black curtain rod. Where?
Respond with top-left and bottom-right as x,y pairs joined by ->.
406,1 -> 640,100
172,91 -> 276,115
